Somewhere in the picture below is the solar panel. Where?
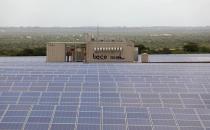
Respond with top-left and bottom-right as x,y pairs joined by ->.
2,117 -> 26,122
24,123 -> 49,130
5,111 -> 28,117
0,123 -> 23,130
103,125 -> 126,130
54,111 -> 77,118
30,111 -> 53,117
51,124 -> 75,130
0,56 -> 210,129
27,117 -> 51,123
153,126 -> 178,130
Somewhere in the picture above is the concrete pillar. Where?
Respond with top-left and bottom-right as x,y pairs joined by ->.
141,53 -> 149,63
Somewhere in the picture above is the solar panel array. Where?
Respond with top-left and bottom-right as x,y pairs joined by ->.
139,54 -> 210,62
0,57 -> 210,130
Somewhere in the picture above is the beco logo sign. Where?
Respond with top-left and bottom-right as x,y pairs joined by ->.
93,54 -> 125,60
93,54 -> 108,60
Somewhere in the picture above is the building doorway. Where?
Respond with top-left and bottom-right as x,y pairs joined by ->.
66,44 -> 86,62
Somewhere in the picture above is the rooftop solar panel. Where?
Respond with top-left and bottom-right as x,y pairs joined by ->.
0,56 -> 210,129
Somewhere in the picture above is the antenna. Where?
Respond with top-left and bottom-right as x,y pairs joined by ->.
97,25 -> 99,42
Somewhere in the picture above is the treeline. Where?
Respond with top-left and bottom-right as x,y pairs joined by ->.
0,42 -> 210,56
0,27 -> 210,56
135,42 -> 210,54
0,47 -> 46,56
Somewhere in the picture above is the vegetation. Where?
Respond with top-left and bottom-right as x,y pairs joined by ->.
183,42 -> 199,52
0,27 -> 210,56
135,42 -> 210,54
0,47 -> 46,56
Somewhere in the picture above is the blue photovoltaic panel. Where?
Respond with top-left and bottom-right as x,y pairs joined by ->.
77,124 -> 100,130
78,117 -> 100,124
51,124 -> 75,130
2,117 -> 26,122
0,123 -> 23,130
24,123 -> 49,130
30,111 -> 53,117
0,56 -> 210,130
5,111 -> 28,117
27,117 -> 51,123
53,117 -> 76,123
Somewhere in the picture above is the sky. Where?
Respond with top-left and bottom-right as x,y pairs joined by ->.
0,0 -> 210,27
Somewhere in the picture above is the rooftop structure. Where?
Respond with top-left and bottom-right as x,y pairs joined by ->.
47,33 -> 137,63
47,41 -> 136,63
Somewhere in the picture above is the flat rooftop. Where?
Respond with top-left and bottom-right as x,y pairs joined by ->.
0,56 -> 210,130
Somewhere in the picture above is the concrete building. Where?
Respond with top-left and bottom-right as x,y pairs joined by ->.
47,41 -> 136,63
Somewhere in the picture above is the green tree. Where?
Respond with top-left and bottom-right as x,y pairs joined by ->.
183,42 -> 199,52
161,48 -> 172,54
135,44 -> 148,54
33,47 -> 46,56
17,49 -> 34,56
199,46 -> 210,53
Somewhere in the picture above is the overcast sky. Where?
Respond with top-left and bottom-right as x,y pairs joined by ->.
0,0 -> 210,27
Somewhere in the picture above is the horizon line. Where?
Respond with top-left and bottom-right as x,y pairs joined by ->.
0,25 -> 210,28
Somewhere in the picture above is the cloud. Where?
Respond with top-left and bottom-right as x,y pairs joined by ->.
0,0 -> 210,26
